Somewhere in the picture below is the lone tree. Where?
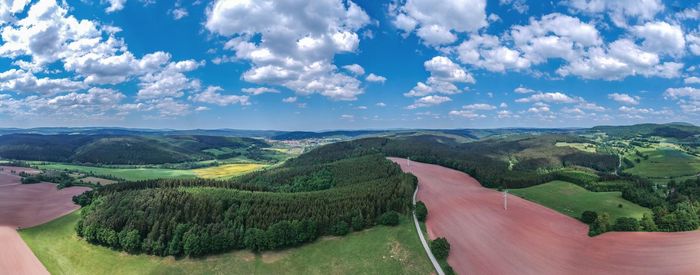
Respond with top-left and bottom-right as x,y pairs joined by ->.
430,237 -> 451,260
415,201 -> 428,222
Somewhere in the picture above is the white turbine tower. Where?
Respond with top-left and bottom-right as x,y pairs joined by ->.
503,189 -> 508,210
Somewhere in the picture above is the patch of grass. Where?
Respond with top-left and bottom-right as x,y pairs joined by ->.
555,142 -> 597,153
624,148 -> 700,178
193,163 -> 267,179
510,181 -> 651,221
33,163 -> 197,181
20,211 -> 433,275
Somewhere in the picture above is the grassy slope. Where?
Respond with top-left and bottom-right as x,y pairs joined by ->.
20,211 -> 432,275
624,148 -> 700,179
510,181 -> 651,221
34,163 -> 197,181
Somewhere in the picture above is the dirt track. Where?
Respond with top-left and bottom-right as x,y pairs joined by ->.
389,158 -> 700,275
0,167 -> 89,275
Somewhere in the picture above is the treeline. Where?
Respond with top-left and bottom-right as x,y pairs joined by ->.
0,134 -> 274,165
290,135 -> 618,189
76,154 -> 415,256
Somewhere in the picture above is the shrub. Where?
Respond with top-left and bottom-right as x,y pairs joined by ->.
415,201 -> 428,222
330,221 -> 350,236
580,210 -> 597,224
613,217 -> 640,231
430,237 -> 450,260
378,211 -> 400,226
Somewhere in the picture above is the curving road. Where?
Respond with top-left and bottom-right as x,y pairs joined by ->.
389,157 -> 700,275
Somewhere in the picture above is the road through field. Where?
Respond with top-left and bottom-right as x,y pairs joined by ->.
0,166 -> 89,275
389,158 -> 700,275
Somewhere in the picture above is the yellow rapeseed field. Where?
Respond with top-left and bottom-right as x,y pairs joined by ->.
193,163 -> 266,179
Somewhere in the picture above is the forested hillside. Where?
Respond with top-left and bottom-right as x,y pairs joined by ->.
0,134 -> 274,165
294,134 -> 618,188
74,153 -> 415,256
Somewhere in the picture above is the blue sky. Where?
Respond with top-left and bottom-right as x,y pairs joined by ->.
0,0 -> 699,130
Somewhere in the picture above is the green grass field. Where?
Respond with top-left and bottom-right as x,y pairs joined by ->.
33,163 -> 197,181
624,148 -> 700,179
510,181 -> 651,221
20,211 -> 433,275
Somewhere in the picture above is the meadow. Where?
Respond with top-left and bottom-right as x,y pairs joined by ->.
624,147 -> 700,179
33,163 -> 197,181
20,211 -> 432,275
33,163 -> 267,181
510,181 -> 651,221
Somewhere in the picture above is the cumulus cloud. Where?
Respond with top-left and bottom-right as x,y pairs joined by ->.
632,21 -> 685,56
565,0 -> 664,27
0,69 -> 85,95
171,7 -> 188,20
449,110 -> 483,119
407,95 -> 451,109
282,96 -> 297,103
105,0 -> 127,13
514,86 -> 535,94
189,86 -> 250,106
515,92 -> 579,103
390,0 -> 487,46
405,56 -> 473,97
205,0 -> 370,101
342,64 -> 365,75
242,87 -> 279,95
462,103 -> 496,110
608,93 -> 640,105
685,77 -> 700,84
365,73 -> 386,83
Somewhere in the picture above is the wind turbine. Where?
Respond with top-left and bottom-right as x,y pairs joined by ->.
503,189 -> 508,211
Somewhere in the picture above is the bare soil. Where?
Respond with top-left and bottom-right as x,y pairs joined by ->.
0,166 -> 89,274
390,157 -> 700,275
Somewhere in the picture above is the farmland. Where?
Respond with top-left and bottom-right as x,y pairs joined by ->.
20,212 -> 432,275
33,163 -> 197,181
509,181 -> 651,221
623,147 -> 700,179
193,163 -> 267,179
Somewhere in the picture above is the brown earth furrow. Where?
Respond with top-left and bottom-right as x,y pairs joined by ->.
390,157 -> 700,275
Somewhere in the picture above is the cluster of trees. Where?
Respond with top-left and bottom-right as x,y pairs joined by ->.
20,170 -> 94,189
76,154 -> 414,256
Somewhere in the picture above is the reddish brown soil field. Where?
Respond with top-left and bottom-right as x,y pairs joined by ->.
389,158 -> 700,275
0,166 -> 89,275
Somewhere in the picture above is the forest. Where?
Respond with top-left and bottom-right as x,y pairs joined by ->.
74,153 -> 415,256
0,134 -> 275,164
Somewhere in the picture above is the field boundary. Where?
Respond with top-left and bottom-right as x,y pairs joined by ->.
412,177 -> 445,275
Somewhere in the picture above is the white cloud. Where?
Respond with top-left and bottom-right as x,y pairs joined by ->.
407,95 -> 451,109
0,69 -> 85,95
664,87 -> 700,100
608,93 -> 640,105
376,102 -> 386,107
462,103 -> 496,110
189,86 -> 250,106
342,64 -> 365,75
514,86 -> 535,94
405,56 -> 473,97
365,73 -> 386,83
171,8 -> 188,20
205,0 -> 370,101
0,0 -> 30,25
340,114 -> 354,121
685,77 -> 700,84
632,21 -> 685,55
565,0 -> 664,27
449,110 -> 483,119
282,96 -> 297,103
499,0 -> 528,14
391,0 -> 487,46
137,59 -> 203,99
105,0 -> 127,13
516,92 -> 579,103
242,87 -> 279,95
